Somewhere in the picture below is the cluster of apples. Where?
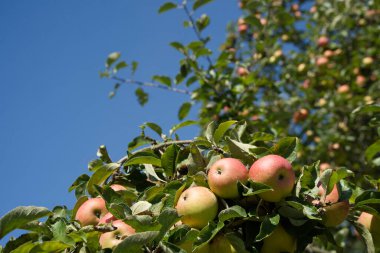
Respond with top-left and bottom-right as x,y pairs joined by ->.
174,154 -> 355,253
74,184 -> 136,250
175,155 -> 298,252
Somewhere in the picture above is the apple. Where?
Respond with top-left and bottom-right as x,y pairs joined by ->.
177,240 -> 210,253
310,6 -> 317,13
293,108 -> 308,123
99,220 -> 136,249
208,158 -> 248,199
323,50 -> 334,58
316,184 -> 339,204
237,67 -> 249,76
291,4 -> 299,11
209,234 -> 237,253
337,84 -> 350,94
110,184 -> 126,191
316,56 -> 328,66
297,63 -> 306,72
238,18 -> 248,34
319,163 -> 331,172
317,36 -> 329,47
363,57 -> 374,66
249,155 -> 295,202
98,212 -> 117,224
357,212 -> 380,248
321,201 -> 349,227
175,186 -> 218,229
261,225 -> 296,253
75,197 -> 108,226
356,75 -> 366,87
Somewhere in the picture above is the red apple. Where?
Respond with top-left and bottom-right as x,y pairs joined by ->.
356,75 -> 366,87
249,155 -> 295,202
317,184 -> 339,204
75,198 -> 108,226
175,186 -> 218,229
99,220 -> 136,249
237,67 -> 249,76
357,212 -> 380,248
208,158 -> 248,199
317,36 -> 329,47
316,56 -> 328,66
337,84 -> 350,93
293,108 -> 309,123
98,212 -> 117,224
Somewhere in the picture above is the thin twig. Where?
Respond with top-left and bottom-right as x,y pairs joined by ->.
181,1 -> 214,68
111,76 -> 192,95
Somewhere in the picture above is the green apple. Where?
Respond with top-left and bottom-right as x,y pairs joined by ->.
75,197 -> 108,226
209,234 -> 237,253
175,186 -> 218,229
99,220 -> 135,249
177,240 -> 210,253
208,158 -> 248,199
357,212 -> 380,248
249,155 -> 295,202
261,225 -> 296,253
321,201 -> 349,227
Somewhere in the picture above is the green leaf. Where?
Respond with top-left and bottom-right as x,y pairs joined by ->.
218,205 -> 247,222
10,241 -> 36,253
29,241 -> 71,253
355,190 -> 380,210
241,180 -> 272,196
68,174 -> 89,199
178,102 -> 192,121
125,154 -> 162,167
86,163 -> 120,196
193,221 -> 224,250
270,137 -> 300,162
113,231 -> 160,253
169,120 -> 198,136
152,75 -> 172,87
143,122 -> 163,136
213,120 -> 237,144
352,221 -> 375,253
189,144 -> 206,173
144,164 -> 166,182
158,2 -> 177,13
131,61 -> 139,74
97,145 -> 112,163
365,140 -> 380,162
3,233 -> 38,253
193,0 -> 213,11
128,136 -> 152,152
319,168 -> 354,196
255,214 -> 280,241
161,144 -> 179,177
295,162 -> 319,196
205,121 -> 217,142
226,137 -> 256,164
170,42 -> 185,53
196,14 -> 210,32
352,104 -> 380,115
71,196 -> 88,221
0,206 -> 51,239
155,208 -> 180,243
114,61 -> 128,72
135,87 -> 148,106
106,52 -> 121,68
131,201 -> 152,215
95,185 -> 132,219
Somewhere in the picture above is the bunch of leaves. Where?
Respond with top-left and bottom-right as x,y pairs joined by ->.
1,120 -> 380,252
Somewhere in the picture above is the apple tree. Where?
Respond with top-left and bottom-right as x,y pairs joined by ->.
1,0 -> 380,253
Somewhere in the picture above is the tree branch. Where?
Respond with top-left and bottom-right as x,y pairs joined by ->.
111,76 -> 192,95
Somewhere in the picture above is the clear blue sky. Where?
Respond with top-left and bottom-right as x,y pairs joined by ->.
0,1 -> 240,243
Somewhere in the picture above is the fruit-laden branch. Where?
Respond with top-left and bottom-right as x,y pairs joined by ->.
111,76 -> 192,95
117,139 -> 194,164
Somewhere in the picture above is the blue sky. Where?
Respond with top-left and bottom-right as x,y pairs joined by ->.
0,1 -> 240,243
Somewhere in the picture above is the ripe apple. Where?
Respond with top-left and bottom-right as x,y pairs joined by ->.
293,108 -> 308,123
357,212 -> 380,248
261,225 -> 296,253
316,56 -> 328,66
317,36 -> 329,47
209,234 -> 237,253
356,75 -> 366,87
323,50 -> 334,58
99,220 -> 136,249
249,155 -> 295,202
110,184 -> 126,191
337,84 -> 350,94
316,184 -> 339,204
208,158 -> 248,199
237,67 -> 249,76
238,18 -> 248,33
321,201 -> 349,227
75,197 -> 108,226
175,186 -> 218,229
98,212 -> 117,224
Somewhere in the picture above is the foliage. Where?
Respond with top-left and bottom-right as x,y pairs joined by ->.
0,120 -> 379,252
1,0 -> 380,253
